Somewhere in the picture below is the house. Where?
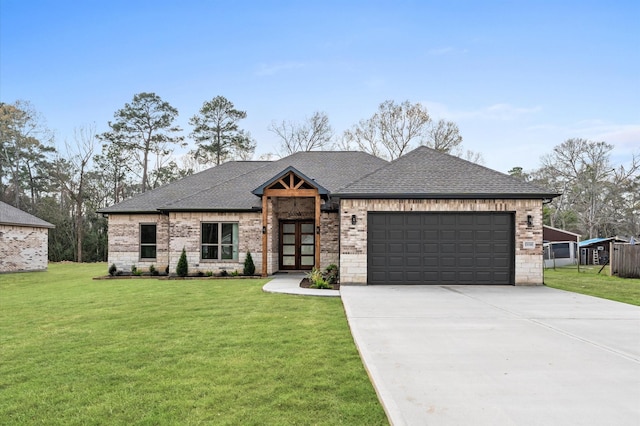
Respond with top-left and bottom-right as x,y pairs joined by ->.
99,146 -> 558,285
0,201 -> 55,273
543,225 -> 581,268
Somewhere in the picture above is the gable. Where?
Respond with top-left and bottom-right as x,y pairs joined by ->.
253,166 -> 329,197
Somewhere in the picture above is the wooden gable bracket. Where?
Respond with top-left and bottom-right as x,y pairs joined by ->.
252,167 -> 330,277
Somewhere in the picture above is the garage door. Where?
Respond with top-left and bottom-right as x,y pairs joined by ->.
368,212 -> 514,285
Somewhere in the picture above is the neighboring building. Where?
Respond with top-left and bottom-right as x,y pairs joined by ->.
543,242 -> 579,268
99,146 -> 558,285
543,225 -> 581,243
543,226 -> 581,268
579,237 -> 627,265
0,201 -> 55,273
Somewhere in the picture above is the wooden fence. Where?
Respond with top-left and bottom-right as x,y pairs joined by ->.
612,244 -> 640,278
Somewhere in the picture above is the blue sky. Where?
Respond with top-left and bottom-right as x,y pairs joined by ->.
1,0 -> 638,172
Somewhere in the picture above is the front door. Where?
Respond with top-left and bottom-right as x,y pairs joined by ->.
280,220 -> 315,270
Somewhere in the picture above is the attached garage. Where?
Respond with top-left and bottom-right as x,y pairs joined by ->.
367,212 -> 515,285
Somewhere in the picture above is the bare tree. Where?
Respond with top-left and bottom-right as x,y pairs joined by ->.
428,119 -> 463,152
57,125 -> 96,262
339,100 -> 480,163
535,138 -> 639,238
269,111 -> 333,155
342,100 -> 431,160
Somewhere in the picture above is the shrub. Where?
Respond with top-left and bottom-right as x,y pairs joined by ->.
108,264 -> 117,276
324,264 -> 339,284
206,271 -> 213,277
244,251 -> 256,276
165,265 -> 170,275
231,270 -> 239,277
131,265 -> 137,275
149,264 -> 158,276
218,269 -> 228,277
307,267 -> 332,289
176,248 -> 188,277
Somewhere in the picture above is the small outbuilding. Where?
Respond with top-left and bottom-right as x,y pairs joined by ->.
579,237 -> 627,266
0,201 -> 55,273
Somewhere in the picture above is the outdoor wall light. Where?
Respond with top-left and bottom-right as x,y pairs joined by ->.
316,226 -> 321,235
526,215 -> 533,227
351,214 -> 357,225
262,226 -> 267,234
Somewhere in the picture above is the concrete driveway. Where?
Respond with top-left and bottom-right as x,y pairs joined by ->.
340,285 -> 640,426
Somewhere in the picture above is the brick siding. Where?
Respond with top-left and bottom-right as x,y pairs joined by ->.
0,224 -> 49,272
339,198 -> 544,285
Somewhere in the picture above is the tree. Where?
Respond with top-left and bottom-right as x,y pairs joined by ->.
534,138 -> 639,238
342,100 -> 431,160
189,96 -> 255,166
340,100 -> 479,162
57,125 -> 96,262
0,101 -> 55,209
269,111 -> 333,155
508,167 -> 530,182
244,251 -> 256,276
176,248 -> 188,277
99,92 -> 184,192
428,119 -> 463,153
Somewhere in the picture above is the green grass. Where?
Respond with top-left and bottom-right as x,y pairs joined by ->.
544,265 -> 640,306
0,263 -> 388,425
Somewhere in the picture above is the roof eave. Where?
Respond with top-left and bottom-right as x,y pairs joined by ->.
0,221 -> 55,229
334,192 -> 561,200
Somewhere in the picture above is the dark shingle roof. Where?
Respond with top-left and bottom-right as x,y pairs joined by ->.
99,151 -> 388,213
0,201 -> 55,228
159,151 -> 387,210
99,148 -> 558,213
336,146 -> 558,199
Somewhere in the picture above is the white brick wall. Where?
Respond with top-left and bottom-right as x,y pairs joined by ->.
339,198 -> 544,285
107,206 -> 340,275
0,224 -> 49,272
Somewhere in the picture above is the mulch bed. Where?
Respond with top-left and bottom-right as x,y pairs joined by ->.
299,277 -> 340,290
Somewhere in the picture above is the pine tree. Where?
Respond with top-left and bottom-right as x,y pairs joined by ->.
176,248 -> 188,277
243,251 -> 255,276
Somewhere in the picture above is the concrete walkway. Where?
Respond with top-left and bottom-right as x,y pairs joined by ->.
262,273 -> 340,297
341,285 -> 640,426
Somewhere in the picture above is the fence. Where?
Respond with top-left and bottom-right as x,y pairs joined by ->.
612,244 -> 640,278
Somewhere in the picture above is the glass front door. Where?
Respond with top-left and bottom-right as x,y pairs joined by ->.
280,220 -> 315,270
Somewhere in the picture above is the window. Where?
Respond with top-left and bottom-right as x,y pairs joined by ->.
201,222 -> 238,260
551,242 -> 570,259
140,224 -> 157,259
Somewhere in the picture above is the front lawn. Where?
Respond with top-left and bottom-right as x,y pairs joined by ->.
0,263 -> 388,425
544,265 -> 640,306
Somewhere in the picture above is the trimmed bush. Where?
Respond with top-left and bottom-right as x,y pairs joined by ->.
244,251 -> 256,276
176,248 -> 188,277
108,264 -> 117,276
324,264 -> 339,284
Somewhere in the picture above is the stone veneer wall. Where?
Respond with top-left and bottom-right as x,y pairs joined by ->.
339,198 -> 544,285
107,213 -> 170,271
168,211 -> 262,274
107,199 -> 340,275
0,224 -> 49,272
